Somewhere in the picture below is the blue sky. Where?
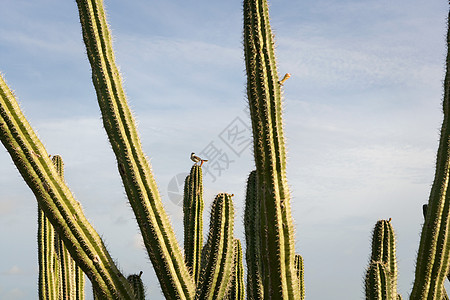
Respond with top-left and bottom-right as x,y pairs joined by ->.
0,0 -> 448,299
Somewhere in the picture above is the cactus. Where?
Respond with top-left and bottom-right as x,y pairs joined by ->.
75,1 -> 195,298
183,165 -> 204,283
38,155 -> 86,300
195,193 -> 235,299
367,219 -> 398,299
410,11 -> 450,300
244,170 -> 264,299
127,271 -> 145,300
38,204 -> 59,299
227,239 -> 245,300
294,254 -> 305,300
365,261 -> 392,300
243,0 -> 298,298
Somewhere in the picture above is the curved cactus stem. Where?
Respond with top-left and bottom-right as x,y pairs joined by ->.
365,261 -> 392,300
127,271 -> 146,300
38,204 -> 59,299
0,74 -> 134,299
183,165 -> 204,284
244,170 -> 264,299
228,239 -> 245,300
243,0 -> 298,298
411,11 -> 450,300
195,193 -> 235,300
75,1 -> 195,298
294,254 -> 305,300
369,219 -> 398,298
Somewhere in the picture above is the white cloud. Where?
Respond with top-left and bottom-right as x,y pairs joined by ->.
3,266 -> 22,275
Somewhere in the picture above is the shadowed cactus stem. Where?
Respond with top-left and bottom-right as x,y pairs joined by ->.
127,271 -> 145,300
294,254 -> 305,300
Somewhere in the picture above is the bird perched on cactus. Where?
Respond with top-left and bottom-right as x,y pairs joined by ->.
191,153 -> 208,166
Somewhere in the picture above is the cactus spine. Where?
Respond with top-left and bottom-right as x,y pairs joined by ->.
243,0 -> 298,298
75,1 -> 195,298
127,272 -> 145,300
227,239 -> 245,300
410,11 -> 450,300
196,193 -> 235,299
294,254 -> 305,300
183,165 -> 204,283
244,170 -> 264,299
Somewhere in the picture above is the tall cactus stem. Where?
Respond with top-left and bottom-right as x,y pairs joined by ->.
294,254 -> 305,300
411,11 -> 450,300
196,193 -> 235,300
243,0 -> 298,298
183,165 -> 204,283
244,170 -> 264,299
75,1 -> 195,298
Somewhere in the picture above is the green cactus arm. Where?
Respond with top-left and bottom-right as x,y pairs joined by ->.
195,193 -> 235,300
183,165 -> 204,284
411,11 -> 450,300
75,1 -> 195,298
227,239 -> 245,300
244,170 -> 264,299
365,261 -> 392,300
0,75 -> 134,299
369,219 -> 398,298
127,271 -> 146,300
243,0 -> 298,298
294,254 -> 305,300
38,205 -> 59,299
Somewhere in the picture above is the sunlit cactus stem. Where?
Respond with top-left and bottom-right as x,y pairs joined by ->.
38,204 -> 59,299
228,239 -> 245,300
196,193 -> 235,299
75,0 -> 195,298
368,219 -> 398,299
183,165 -> 204,283
411,11 -> 450,300
294,254 -> 305,300
365,261 -> 392,300
243,0 -> 298,298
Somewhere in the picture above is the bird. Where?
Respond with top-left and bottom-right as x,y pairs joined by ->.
278,73 -> 291,85
191,152 -> 208,166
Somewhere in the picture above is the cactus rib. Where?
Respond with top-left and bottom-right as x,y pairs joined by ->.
75,1 -> 195,298
243,0 -> 298,298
